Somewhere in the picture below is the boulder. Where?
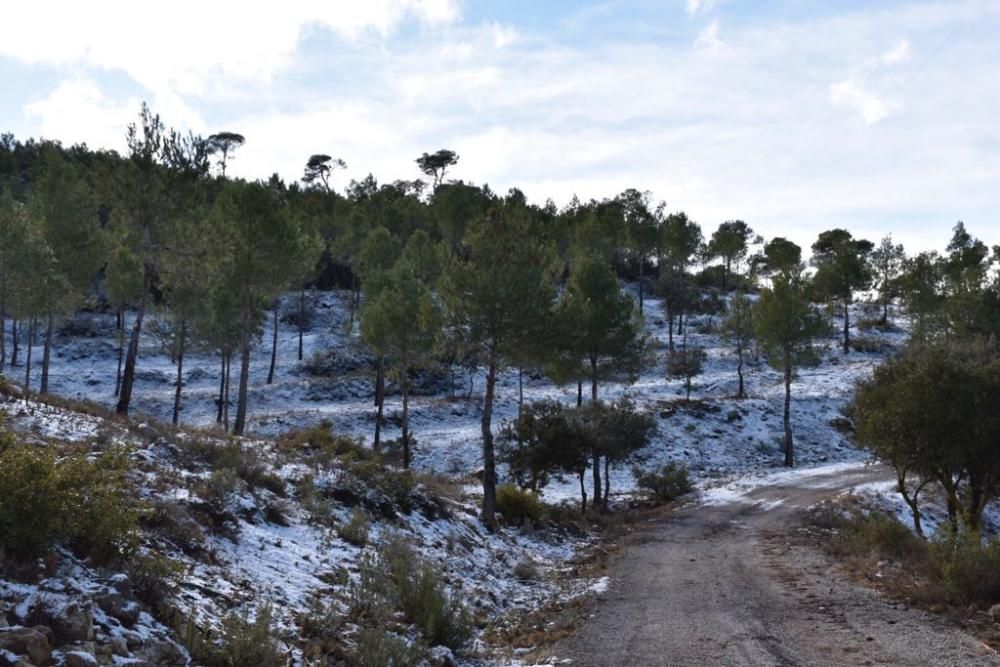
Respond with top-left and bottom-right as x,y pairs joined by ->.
48,603 -> 93,644
62,652 -> 98,667
0,627 -> 52,666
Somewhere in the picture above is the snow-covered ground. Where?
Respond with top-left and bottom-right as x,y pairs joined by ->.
0,286 -> 912,664
9,288 -> 904,501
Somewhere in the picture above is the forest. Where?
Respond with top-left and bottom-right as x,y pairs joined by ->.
1,103 -> 999,535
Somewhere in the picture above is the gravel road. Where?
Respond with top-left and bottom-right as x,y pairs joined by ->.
556,464 -> 1000,666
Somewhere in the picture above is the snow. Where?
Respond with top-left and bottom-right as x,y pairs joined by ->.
0,287 -> 913,662
5,290 -> 901,496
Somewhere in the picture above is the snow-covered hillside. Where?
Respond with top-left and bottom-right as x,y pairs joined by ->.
0,287 -> 907,665
20,288 -> 903,501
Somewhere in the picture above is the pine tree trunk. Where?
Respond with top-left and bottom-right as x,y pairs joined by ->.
402,380 -> 411,469
603,457 -> 611,510
223,351 -> 231,432
234,308 -> 252,436
783,362 -> 794,467
480,354 -> 498,529
577,379 -> 583,407
638,261 -> 644,315
23,318 -> 36,395
298,289 -> 305,361
40,310 -> 54,395
842,295 -> 851,354
667,310 -> 675,352
736,347 -> 745,399
590,353 -> 598,402
10,319 -> 19,367
373,358 -> 384,454
172,320 -> 186,426
115,310 -> 125,397
0,295 -> 6,373
592,452 -> 602,508
267,304 -> 278,384
517,367 -> 524,418
117,276 -> 149,415
216,351 -> 226,423
578,470 -> 588,514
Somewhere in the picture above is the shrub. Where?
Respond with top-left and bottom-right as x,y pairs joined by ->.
279,423 -> 370,466
215,603 -> 283,667
634,462 -> 694,503
512,559 -> 541,581
496,484 -> 544,525
850,335 -> 891,354
397,561 -> 472,651
179,437 -> 241,469
928,532 -> 1000,605
834,511 -> 923,562
350,537 -> 471,651
354,628 -> 426,667
338,509 -> 371,547
127,550 -> 185,608
0,443 -> 139,564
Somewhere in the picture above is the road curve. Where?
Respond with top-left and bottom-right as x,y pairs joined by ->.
556,464 -> 999,667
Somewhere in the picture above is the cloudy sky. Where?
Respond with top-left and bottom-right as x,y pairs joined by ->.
2,0 -> 998,251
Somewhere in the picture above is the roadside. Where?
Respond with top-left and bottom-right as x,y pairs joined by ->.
539,464 -> 999,666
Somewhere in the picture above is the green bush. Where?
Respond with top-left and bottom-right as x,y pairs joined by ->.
0,443 -> 139,564
928,532 -> 1000,605
350,537 -> 471,651
496,484 -> 544,525
216,604 -> 283,667
850,335 -> 891,354
835,511 -> 923,562
354,628 -> 426,667
338,508 -> 371,547
279,423 -> 370,466
634,462 -> 694,503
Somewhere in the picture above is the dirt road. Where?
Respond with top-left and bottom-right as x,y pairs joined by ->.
557,464 -> 999,666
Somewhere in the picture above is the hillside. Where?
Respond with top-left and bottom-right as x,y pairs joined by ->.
0,289 -> 903,665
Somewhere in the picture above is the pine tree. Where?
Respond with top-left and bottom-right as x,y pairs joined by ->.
811,229 -> 873,353
722,292 -> 755,398
870,235 -> 905,325
552,254 -> 646,507
754,275 -> 827,466
440,195 -> 557,528
213,180 -> 314,435
29,144 -> 106,394
105,104 -> 209,415
360,240 -> 441,468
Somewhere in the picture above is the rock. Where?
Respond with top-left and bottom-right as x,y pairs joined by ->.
108,574 -> 133,599
0,627 -> 52,666
109,636 -> 129,657
95,589 -> 140,628
427,645 -> 457,666
137,638 -> 186,666
48,603 -> 93,644
989,603 -> 1000,621
63,652 -> 98,667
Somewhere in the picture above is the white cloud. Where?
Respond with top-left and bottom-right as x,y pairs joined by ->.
686,0 -> 715,16
829,78 -> 890,125
22,79 -> 142,149
880,38 -> 911,65
0,0 -> 460,98
694,20 -> 724,52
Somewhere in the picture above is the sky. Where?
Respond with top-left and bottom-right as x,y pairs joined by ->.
1,0 -> 998,252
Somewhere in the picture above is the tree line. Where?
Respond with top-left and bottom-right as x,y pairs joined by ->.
2,104 -> 999,528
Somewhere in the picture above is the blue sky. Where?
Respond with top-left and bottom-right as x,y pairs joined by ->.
1,0 -> 998,251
